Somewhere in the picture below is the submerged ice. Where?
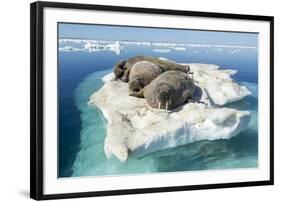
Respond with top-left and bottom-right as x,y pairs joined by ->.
89,63 -> 251,162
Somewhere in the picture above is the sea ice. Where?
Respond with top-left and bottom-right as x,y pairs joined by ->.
58,38 -> 258,56
185,63 -> 251,106
89,62 -> 251,162
153,49 -> 171,53
84,41 -> 122,55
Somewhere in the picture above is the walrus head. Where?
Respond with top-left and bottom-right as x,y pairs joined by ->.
113,60 -> 126,79
147,84 -> 173,110
129,77 -> 146,92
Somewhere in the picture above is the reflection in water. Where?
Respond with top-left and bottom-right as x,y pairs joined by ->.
151,128 -> 257,172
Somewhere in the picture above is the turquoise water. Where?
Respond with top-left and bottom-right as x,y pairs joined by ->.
58,40 -> 258,177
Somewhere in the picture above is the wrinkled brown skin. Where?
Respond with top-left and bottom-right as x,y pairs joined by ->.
113,55 -> 189,82
130,70 -> 196,110
128,61 -> 162,92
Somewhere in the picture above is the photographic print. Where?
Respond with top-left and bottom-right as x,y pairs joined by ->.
58,23 -> 259,178
30,2 -> 273,199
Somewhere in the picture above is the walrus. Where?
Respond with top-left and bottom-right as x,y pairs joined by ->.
130,70 -> 196,110
128,61 -> 162,92
113,56 -> 189,83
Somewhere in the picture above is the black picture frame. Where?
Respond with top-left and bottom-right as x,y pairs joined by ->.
30,1 -> 274,200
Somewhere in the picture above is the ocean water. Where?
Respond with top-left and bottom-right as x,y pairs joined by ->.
58,39 -> 258,177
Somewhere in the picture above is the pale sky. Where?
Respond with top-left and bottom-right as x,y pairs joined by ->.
59,23 -> 258,46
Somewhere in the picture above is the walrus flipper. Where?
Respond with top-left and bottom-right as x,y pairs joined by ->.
122,68 -> 131,82
129,89 -> 144,98
182,90 -> 193,103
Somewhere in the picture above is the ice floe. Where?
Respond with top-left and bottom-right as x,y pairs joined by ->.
88,62 -> 251,162
59,38 -> 258,55
153,49 -> 171,53
184,63 -> 251,106
84,41 -> 122,55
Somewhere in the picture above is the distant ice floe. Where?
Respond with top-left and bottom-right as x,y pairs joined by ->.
59,46 -> 83,52
84,41 -> 122,55
122,41 -> 152,46
59,39 -> 84,44
153,47 -> 186,53
185,44 -> 257,50
153,49 -> 171,53
59,38 -> 116,44
229,49 -> 241,54
173,47 -> 186,51
59,38 -> 258,55
59,40 -> 122,55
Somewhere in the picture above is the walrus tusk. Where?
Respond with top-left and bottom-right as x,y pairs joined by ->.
186,65 -> 190,74
165,101 -> 168,110
158,102 -> 161,110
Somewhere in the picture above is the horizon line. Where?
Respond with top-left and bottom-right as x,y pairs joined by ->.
59,37 -> 258,49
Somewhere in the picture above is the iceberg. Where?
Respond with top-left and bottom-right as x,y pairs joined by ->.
84,41 -> 122,55
88,63 -> 251,162
59,46 -> 83,52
